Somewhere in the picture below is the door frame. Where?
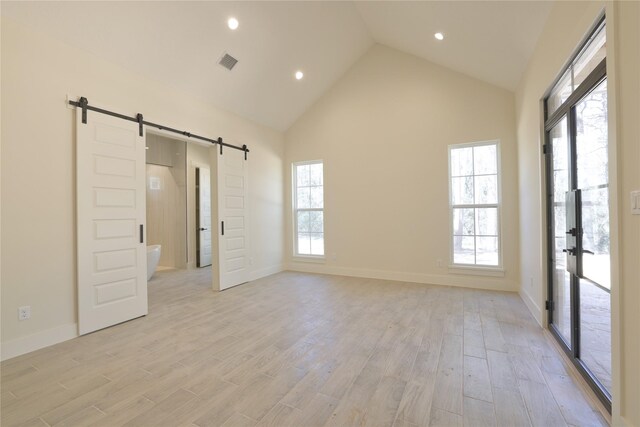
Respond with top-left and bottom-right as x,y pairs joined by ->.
543,18 -> 612,410
195,166 -> 212,268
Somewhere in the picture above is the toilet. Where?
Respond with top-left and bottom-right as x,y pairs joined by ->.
146,245 -> 161,281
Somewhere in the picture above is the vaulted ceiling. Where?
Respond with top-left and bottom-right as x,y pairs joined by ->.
1,1 -> 553,131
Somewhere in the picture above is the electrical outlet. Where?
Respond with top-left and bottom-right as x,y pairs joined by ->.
331,253 -> 337,261
436,259 -> 443,268
18,306 -> 31,321
632,191 -> 640,215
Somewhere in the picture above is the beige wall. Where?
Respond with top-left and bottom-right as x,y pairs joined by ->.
146,134 -> 188,269
285,44 -> 519,291
0,17 -> 285,358
515,1 -> 640,425
613,2 -> 640,425
146,164 -> 186,269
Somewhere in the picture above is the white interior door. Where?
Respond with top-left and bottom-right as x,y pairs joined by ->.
197,167 -> 212,267
76,108 -> 147,335
216,147 -> 249,290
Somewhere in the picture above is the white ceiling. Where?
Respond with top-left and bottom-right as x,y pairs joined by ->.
1,1 -> 553,131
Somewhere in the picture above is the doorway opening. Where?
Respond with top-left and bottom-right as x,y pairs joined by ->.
196,167 -> 212,268
145,133 -> 188,276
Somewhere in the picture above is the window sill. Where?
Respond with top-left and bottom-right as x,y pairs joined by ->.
448,265 -> 505,277
292,255 -> 326,264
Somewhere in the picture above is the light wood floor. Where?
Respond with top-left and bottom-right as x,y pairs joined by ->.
1,270 -> 608,427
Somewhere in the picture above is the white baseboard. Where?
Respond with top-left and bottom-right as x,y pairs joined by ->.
285,262 -> 518,292
520,289 -> 543,327
1,322 -> 78,362
249,264 -> 285,282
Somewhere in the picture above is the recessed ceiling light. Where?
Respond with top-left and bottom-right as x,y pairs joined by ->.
295,70 -> 304,80
228,17 -> 239,30
434,32 -> 444,41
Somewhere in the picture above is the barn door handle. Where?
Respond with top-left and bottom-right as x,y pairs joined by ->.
221,221 -> 224,236
140,224 -> 144,243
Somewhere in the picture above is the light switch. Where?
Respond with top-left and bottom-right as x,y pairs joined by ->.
632,191 -> 640,215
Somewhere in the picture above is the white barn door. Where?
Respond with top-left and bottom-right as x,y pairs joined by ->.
216,147 -> 250,290
76,109 -> 147,335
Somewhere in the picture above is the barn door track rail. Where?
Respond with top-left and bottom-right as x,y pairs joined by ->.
69,97 -> 249,159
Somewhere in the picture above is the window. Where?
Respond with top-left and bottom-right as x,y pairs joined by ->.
547,21 -> 606,118
293,161 -> 324,257
449,141 -> 500,267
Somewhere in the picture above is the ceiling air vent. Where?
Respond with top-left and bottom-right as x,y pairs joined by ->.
218,52 -> 238,71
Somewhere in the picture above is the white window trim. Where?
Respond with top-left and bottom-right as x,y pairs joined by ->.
292,160 -> 325,260
447,140 -> 503,272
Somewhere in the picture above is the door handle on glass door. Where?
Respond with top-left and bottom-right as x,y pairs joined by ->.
199,228 -> 208,231
582,249 -> 594,255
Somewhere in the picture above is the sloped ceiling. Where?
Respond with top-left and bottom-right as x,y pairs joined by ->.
355,1 -> 554,91
0,1 -> 553,131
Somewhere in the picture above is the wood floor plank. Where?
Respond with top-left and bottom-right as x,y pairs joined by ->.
54,405 -> 106,427
429,409 -> 463,427
393,418 -> 418,427
509,348 -> 547,384
518,379 -> 567,427
296,393 -> 340,426
481,316 -> 508,352
318,353 -> 369,400
463,355 -> 493,403
463,325 -> 486,358
15,417 -> 49,427
432,334 -> 463,415
395,379 -> 436,426
363,375 -> 407,424
122,388 -> 197,427
463,396 -> 496,427
492,386 -> 531,427
220,412 -> 257,427
324,401 -> 367,427
235,367 -> 307,421
486,350 -> 518,391
88,395 -> 156,426
541,370 -> 608,427
280,358 -> 339,410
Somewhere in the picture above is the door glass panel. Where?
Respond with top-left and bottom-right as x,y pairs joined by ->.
576,78 -> 611,394
580,279 -> 612,392
547,69 -> 572,118
550,117 -> 572,346
576,79 -> 610,289
573,25 -> 606,89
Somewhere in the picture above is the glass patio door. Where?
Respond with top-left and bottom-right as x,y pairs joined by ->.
544,17 -> 611,411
